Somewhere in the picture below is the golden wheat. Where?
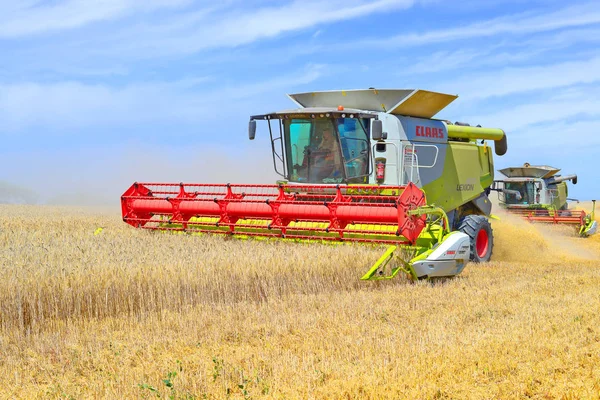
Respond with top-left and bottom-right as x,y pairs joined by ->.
0,204 -> 599,399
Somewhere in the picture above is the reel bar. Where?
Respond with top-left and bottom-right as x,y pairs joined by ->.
121,182 -> 427,244
505,208 -> 585,225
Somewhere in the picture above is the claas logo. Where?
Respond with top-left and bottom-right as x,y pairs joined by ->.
415,125 -> 444,138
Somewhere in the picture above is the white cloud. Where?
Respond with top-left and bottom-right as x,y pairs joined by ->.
459,85 -> 600,135
469,90 -> 600,199
517,119 -> 600,148
399,26 -> 600,76
0,65 -> 325,132
494,117 -> 600,198
206,0 -> 410,45
98,0 -> 415,57
515,26 -> 600,49
0,0 -> 193,38
478,98 -> 600,133
439,56 -> 600,101
363,1 -> 600,48
0,0 -> 414,51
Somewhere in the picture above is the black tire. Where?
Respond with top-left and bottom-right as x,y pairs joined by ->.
458,215 -> 493,262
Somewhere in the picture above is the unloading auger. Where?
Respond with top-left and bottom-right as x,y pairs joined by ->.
121,89 -> 509,280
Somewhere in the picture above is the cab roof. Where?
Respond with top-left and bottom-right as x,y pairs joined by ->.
250,107 -> 376,121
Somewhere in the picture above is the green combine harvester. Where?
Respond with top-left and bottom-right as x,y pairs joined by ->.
492,164 -> 597,237
121,89 -> 508,280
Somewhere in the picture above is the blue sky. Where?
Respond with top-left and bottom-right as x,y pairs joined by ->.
0,0 -> 599,205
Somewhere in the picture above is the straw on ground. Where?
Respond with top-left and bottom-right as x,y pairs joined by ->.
1,205 -> 599,399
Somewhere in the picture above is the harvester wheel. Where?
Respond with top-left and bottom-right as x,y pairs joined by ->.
458,215 -> 493,262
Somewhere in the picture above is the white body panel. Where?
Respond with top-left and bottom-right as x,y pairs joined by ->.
412,232 -> 471,278
585,220 -> 598,236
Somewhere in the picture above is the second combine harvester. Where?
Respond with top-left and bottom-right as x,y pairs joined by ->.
121,89 -> 508,280
493,164 -> 597,236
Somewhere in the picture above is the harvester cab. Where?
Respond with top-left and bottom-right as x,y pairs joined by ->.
121,89 -> 509,280
492,164 -> 597,237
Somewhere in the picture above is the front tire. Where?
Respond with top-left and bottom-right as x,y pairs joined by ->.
458,215 -> 493,262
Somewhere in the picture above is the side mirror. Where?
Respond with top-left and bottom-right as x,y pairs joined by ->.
372,120 -> 383,140
248,120 -> 256,140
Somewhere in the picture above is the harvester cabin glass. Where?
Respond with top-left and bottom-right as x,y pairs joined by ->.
284,117 -> 370,184
503,181 -> 537,205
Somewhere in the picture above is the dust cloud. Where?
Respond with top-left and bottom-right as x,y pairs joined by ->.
491,208 -> 599,263
0,181 -> 40,204
0,141 -> 278,207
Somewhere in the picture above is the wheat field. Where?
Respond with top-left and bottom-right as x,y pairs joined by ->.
1,204 -> 599,399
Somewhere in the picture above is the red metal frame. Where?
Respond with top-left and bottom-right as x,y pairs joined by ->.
504,208 -> 586,226
121,182 -> 428,245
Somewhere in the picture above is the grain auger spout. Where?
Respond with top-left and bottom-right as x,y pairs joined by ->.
122,88 -> 508,280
